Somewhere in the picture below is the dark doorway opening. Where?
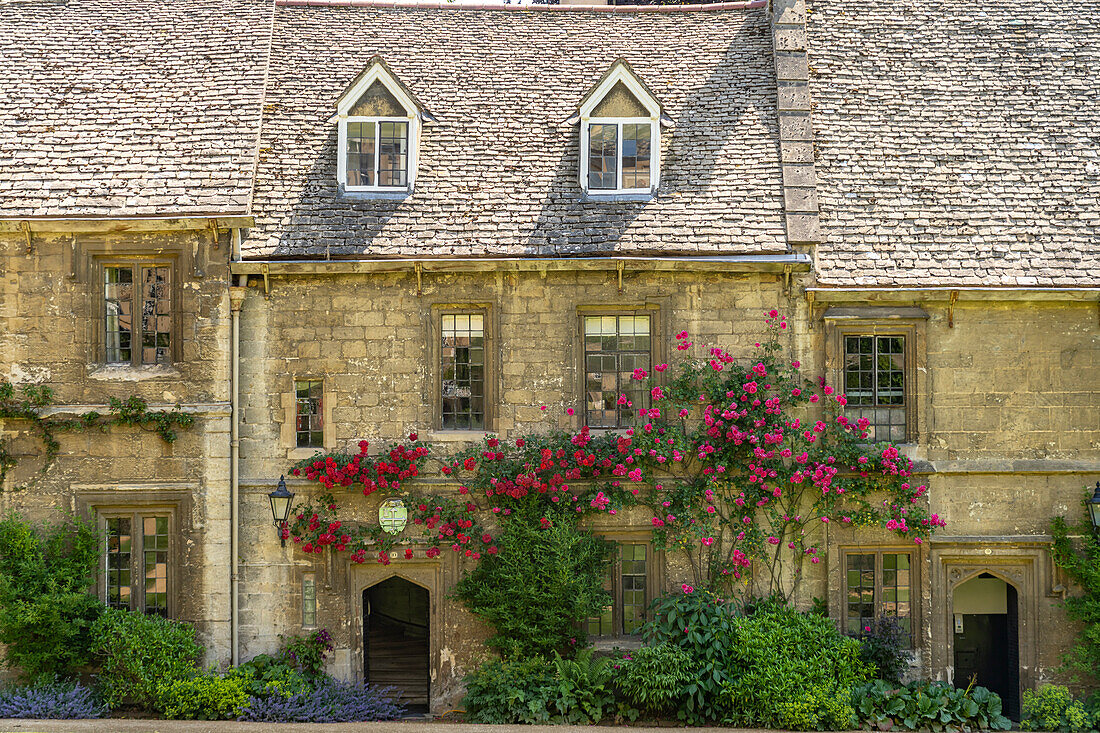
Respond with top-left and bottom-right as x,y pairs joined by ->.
364,577 -> 429,712
953,574 -> 1020,720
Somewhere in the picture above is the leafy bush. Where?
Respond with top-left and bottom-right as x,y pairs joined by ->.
90,608 -> 202,709
228,653 -> 313,700
853,679 -> 1011,731
858,616 -> 909,683
720,600 -> 873,730
0,678 -> 106,719
1051,510 -> 1100,679
239,679 -> 405,722
642,588 -> 742,723
462,656 -> 557,724
156,672 -> 249,720
0,513 -> 103,680
1021,684 -> 1100,733
453,520 -> 614,658
550,648 -> 614,724
277,628 -> 333,680
614,643 -> 694,717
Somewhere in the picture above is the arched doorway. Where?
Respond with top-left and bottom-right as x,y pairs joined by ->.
952,573 -> 1020,719
364,577 -> 429,712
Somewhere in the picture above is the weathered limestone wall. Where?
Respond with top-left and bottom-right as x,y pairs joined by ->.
235,268 -> 799,709
0,229 -> 233,661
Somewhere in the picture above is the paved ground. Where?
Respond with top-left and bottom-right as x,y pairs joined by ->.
0,721 -> 814,733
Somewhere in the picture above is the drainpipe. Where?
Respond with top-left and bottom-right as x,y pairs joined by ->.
229,230 -> 246,666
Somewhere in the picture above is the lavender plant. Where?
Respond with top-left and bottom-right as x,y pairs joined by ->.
239,679 -> 405,723
0,679 -> 106,719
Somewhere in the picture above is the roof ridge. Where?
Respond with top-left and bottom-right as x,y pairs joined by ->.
275,0 -> 766,12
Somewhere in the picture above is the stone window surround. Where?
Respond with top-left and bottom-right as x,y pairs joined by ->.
427,302 -> 497,437
335,63 -> 421,196
82,240 -> 184,372
75,485 -> 190,620
836,545 -> 921,649
301,571 -> 318,629
823,307 -> 928,445
282,374 -> 336,461
584,529 -> 664,647
576,62 -> 662,198
573,302 -> 665,432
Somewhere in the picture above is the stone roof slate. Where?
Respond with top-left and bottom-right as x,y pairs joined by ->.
242,4 -> 787,259
808,0 -> 1100,287
0,0 -> 271,218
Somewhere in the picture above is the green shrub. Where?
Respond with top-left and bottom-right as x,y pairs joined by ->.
0,513 -> 103,680
1022,684 -> 1099,733
276,628 -> 333,680
462,656 -> 557,724
1051,511 -> 1100,680
642,588 -> 742,724
156,672 -> 248,720
90,608 -> 202,709
550,648 -> 614,724
853,679 -> 1011,732
453,520 -> 614,658
720,601 -> 873,730
228,654 -> 312,700
614,643 -> 694,717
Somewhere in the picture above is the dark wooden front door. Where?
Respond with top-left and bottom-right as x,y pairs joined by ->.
364,577 -> 429,711
953,583 -> 1020,720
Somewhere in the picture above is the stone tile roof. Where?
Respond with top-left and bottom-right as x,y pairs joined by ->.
242,3 -> 787,258
808,0 -> 1100,287
0,0 -> 271,218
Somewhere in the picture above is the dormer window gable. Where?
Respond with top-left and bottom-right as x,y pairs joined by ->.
333,58 -> 433,195
573,59 -> 668,198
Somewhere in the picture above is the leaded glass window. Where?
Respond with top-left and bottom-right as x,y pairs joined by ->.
844,335 -> 906,442
103,513 -> 172,617
302,574 -> 317,628
105,518 -> 132,610
143,516 -> 169,617
845,551 -> 913,648
621,123 -> 651,189
585,543 -> 649,638
104,264 -> 170,366
346,121 -> 376,187
440,314 -> 485,430
295,379 -> 324,448
584,314 -> 651,428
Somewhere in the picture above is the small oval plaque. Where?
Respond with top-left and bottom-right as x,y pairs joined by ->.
379,498 -> 408,535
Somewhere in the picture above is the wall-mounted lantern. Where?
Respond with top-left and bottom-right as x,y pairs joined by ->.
268,475 -> 295,547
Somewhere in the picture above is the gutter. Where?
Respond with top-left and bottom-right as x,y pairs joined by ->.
0,216 -> 253,234
231,254 -> 812,276
806,286 -> 1100,304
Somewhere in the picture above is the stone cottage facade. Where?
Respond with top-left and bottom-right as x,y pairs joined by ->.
1,0 -> 1098,716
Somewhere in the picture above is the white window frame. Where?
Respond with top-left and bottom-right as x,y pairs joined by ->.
577,64 -> 662,197
334,64 -> 421,194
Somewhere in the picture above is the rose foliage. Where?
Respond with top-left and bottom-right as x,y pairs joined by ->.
287,311 -> 943,603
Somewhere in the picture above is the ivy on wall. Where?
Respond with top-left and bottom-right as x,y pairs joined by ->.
0,381 -> 194,488
1050,495 -> 1100,682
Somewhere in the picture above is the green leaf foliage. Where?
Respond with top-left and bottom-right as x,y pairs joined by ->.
0,513 -> 103,680
155,672 -> 249,720
462,656 -> 557,724
550,648 -> 615,724
1050,508 -> 1100,680
1021,684 -> 1100,733
853,679 -> 1011,732
453,520 -> 614,658
90,608 -> 203,710
720,600 -> 873,730
613,643 -> 694,717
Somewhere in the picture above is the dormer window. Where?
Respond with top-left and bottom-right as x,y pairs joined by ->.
574,60 -> 668,198
333,58 -> 433,195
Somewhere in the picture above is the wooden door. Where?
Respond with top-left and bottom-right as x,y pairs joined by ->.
365,577 -> 429,711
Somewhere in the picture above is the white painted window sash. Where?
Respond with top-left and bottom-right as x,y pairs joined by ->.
340,115 -> 416,193
580,115 -> 659,196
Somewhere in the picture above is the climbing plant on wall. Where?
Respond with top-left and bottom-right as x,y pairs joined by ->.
286,310 -> 944,650
0,381 -> 194,487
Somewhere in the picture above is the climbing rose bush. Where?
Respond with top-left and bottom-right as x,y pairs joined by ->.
286,311 -> 942,597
